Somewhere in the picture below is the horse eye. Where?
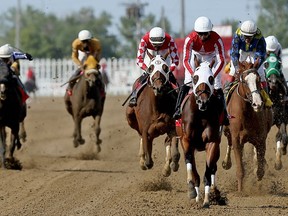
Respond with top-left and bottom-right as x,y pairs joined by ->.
147,65 -> 154,74
208,76 -> 214,85
162,65 -> 169,73
193,75 -> 199,85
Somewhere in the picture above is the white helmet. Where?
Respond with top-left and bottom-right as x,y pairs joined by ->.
194,16 -> 213,32
0,44 -> 13,58
240,20 -> 257,36
78,30 -> 92,41
149,27 -> 165,46
265,35 -> 279,52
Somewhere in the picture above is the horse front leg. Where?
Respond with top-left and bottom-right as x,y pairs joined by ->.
232,137 -> 244,192
203,141 -> 220,208
254,141 -> 266,181
222,128 -> 232,170
5,128 -> 22,170
93,115 -> 102,153
0,127 -> 6,168
19,121 -> 27,143
275,126 -> 283,170
142,131 -> 154,169
162,135 -> 172,177
73,116 -> 85,148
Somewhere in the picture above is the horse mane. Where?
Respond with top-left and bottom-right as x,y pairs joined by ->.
83,55 -> 99,71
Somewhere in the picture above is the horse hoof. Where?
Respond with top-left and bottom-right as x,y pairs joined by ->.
162,168 -> 171,177
79,139 -> 85,145
170,161 -> 179,172
222,160 -> 232,170
96,145 -> 101,153
73,140 -> 79,148
96,139 -> 102,145
4,158 -> 22,170
281,148 -> 287,155
188,182 -> 197,199
274,161 -> 282,170
140,165 -> 147,170
145,162 -> 154,169
202,202 -> 210,208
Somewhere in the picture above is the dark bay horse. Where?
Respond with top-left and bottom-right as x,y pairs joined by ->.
64,55 -> 105,151
264,53 -> 288,170
222,60 -> 273,192
177,60 -> 223,207
0,63 -> 26,170
126,53 -> 180,177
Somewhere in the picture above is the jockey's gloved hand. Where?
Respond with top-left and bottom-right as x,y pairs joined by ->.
25,53 -> 33,61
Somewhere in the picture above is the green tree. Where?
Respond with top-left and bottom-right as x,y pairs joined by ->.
257,0 -> 288,48
0,6 -> 119,59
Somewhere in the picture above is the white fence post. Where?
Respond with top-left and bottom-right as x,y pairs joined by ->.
19,58 -> 141,97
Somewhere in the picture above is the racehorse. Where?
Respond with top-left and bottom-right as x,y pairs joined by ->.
64,55 -> 105,151
177,59 -> 223,207
24,79 -> 37,99
264,54 -> 288,170
0,63 -> 26,170
125,53 -> 180,177
222,60 -> 273,192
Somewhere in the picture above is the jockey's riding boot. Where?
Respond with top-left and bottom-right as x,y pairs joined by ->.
128,91 -> 137,107
223,75 -> 235,98
261,81 -> 273,107
260,89 -> 273,107
217,89 -> 230,126
173,85 -> 190,119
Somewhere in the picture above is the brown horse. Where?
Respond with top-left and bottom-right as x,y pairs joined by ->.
0,64 -> 25,170
64,55 -> 105,151
222,60 -> 273,192
177,60 -> 223,207
126,53 -> 180,177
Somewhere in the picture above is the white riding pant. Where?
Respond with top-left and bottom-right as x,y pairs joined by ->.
229,50 -> 266,82
184,51 -> 222,90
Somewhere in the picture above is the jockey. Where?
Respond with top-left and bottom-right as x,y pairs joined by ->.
226,20 -> 273,107
173,16 -> 229,126
0,44 -> 33,103
128,26 -> 180,107
66,29 -> 102,96
264,36 -> 288,95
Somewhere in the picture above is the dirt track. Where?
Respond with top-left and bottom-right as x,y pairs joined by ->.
0,96 -> 288,216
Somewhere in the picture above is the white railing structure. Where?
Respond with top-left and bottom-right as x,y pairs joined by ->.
19,58 -> 142,97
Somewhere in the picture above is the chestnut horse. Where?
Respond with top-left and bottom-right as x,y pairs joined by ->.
177,60 -> 223,207
126,53 -> 180,177
263,53 -> 288,170
222,60 -> 273,192
0,64 -> 26,170
64,55 -> 105,151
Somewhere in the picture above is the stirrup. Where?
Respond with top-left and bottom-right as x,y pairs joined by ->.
129,97 -> 137,107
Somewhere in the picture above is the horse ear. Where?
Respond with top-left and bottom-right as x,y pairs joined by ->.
163,51 -> 170,60
146,51 -> 154,60
194,55 -> 200,68
209,59 -> 215,68
253,57 -> 260,69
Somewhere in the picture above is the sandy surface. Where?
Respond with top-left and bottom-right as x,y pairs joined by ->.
0,96 -> 287,216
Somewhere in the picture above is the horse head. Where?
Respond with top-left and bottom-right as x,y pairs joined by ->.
0,61 -> 12,101
238,60 -> 263,111
192,60 -> 215,111
146,52 -> 170,96
82,55 -> 100,87
264,53 -> 283,92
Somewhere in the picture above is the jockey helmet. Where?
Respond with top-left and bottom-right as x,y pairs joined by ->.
194,16 -> 213,32
149,27 -> 165,46
0,44 -> 13,58
240,20 -> 257,36
78,30 -> 92,41
265,35 -> 279,52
